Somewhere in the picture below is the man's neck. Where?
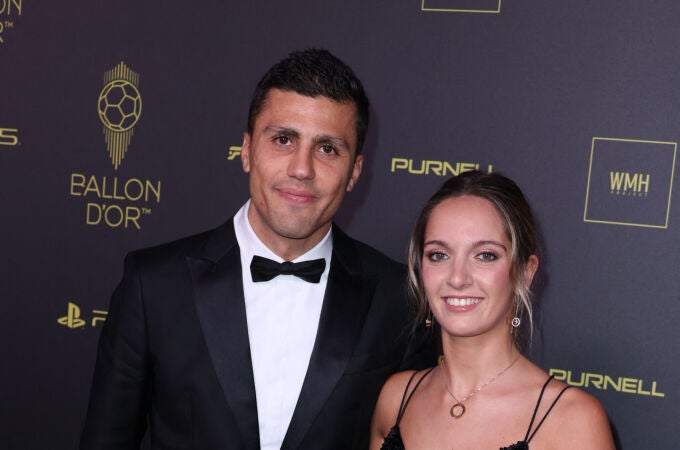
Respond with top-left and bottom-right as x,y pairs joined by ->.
259,228 -> 330,260
246,210 -> 332,261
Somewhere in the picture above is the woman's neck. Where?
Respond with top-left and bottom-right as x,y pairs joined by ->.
439,333 -> 520,392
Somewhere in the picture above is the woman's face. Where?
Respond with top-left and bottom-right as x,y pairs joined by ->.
422,195 -> 517,340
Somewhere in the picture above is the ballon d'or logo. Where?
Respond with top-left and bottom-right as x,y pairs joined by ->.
97,62 -> 142,170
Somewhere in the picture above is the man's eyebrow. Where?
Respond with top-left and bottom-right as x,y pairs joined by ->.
263,126 -> 300,138
312,134 -> 350,151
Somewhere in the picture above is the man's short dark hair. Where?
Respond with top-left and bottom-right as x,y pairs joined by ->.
247,48 -> 370,155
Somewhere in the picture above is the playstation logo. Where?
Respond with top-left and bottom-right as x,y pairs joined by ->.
57,302 -> 86,329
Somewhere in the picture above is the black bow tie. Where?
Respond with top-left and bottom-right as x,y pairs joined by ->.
250,255 -> 327,283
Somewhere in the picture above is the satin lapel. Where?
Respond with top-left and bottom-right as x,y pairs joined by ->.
187,223 -> 260,450
282,228 -> 374,449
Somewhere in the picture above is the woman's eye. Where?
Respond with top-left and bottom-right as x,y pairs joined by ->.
476,251 -> 498,262
427,251 -> 448,262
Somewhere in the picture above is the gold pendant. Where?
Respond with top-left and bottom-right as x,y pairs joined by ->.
450,402 -> 465,418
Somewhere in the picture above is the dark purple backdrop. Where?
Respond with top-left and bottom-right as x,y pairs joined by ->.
1,1 -> 677,448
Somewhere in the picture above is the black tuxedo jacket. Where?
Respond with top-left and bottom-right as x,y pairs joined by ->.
80,220 -> 433,450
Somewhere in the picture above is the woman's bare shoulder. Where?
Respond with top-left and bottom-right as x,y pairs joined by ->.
370,370 -> 421,450
383,370 -> 421,396
542,381 -> 616,449
374,370 -> 421,418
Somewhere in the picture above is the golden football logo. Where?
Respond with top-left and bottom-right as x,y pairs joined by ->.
98,62 -> 142,170
98,80 -> 142,132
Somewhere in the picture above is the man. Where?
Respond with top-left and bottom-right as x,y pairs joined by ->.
81,48 -> 431,450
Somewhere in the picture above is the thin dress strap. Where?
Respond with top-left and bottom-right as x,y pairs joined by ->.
524,375 -> 573,443
394,366 -> 436,426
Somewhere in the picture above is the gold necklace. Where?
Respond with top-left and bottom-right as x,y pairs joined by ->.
439,354 -> 520,418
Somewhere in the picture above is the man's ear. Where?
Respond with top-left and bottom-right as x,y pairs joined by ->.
241,132 -> 251,173
346,154 -> 364,192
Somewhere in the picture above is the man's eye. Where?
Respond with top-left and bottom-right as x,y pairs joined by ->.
319,144 -> 338,155
275,136 -> 291,145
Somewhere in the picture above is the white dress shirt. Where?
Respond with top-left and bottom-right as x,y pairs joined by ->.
233,200 -> 332,450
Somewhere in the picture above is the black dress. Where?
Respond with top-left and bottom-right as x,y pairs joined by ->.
380,370 -> 572,450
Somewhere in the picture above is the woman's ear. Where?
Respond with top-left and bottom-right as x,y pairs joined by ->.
525,254 -> 539,285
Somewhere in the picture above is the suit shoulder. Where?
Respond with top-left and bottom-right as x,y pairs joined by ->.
131,229 -> 208,261
128,220 -> 234,267
348,237 -> 406,277
333,224 -> 402,269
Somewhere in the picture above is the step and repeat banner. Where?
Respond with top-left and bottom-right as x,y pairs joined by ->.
1,1 -> 678,448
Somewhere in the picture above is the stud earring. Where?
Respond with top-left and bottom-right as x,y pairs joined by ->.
425,310 -> 433,328
511,317 -> 521,328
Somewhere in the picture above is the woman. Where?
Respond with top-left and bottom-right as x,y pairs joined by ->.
371,171 -> 615,449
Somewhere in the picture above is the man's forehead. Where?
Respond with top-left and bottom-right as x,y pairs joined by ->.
261,88 -> 356,108
255,91 -> 356,128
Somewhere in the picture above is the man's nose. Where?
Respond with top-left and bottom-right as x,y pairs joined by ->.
287,148 -> 315,180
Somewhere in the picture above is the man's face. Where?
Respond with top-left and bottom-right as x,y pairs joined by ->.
241,89 -> 363,258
